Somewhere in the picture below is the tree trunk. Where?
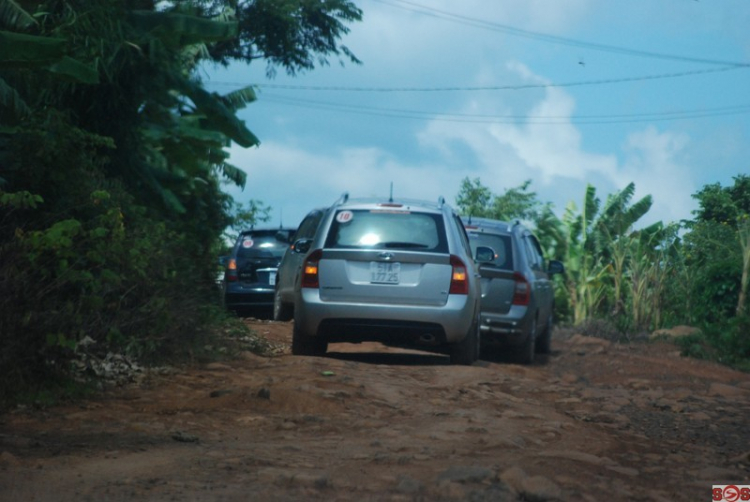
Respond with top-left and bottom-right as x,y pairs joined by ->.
737,220 -> 750,317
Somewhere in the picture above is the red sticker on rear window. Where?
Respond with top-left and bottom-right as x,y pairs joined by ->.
336,211 -> 354,223
242,239 -> 254,248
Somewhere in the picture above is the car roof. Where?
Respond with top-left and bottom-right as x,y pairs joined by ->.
238,227 -> 295,237
335,196 -> 450,213
461,216 -> 520,234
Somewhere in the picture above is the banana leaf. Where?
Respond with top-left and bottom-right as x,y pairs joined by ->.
46,56 -> 99,84
0,29 -> 65,66
0,0 -> 36,30
129,10 -> 238,48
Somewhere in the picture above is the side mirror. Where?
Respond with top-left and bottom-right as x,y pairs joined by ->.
218,255 -> 229,267
293,238 -> 313,254
548,260 -> 565,275
475,246 -> 495,263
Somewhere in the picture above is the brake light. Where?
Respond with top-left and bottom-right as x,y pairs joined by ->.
512,272 -> 530,305
449,255 -> 469,294
225,258 -> 238,282
301,249 -> 323,288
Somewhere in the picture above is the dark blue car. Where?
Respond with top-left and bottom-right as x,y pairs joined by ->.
223,228 -> 294,316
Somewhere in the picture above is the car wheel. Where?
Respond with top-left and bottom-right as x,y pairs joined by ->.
273,288 -> 293,321
291,322 -> 328,356
450,318 -> 479,365
535,315 -> 553,354
513,317 -> 536,365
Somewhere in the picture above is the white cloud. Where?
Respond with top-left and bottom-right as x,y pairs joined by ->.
226,141 -> 463,227
217,0 -> 745,232
416,62 -> 618,211
619,126 -> 696,226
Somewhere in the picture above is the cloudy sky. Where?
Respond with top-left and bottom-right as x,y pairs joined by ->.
203,0 -> 750,230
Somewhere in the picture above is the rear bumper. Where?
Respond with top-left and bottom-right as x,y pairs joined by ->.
479,305 -> 533,345
224,284 -> 274,308
295,289 -> 476,344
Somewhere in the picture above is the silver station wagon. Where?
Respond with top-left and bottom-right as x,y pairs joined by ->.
462,217 -> 565,364
275,194 -> 489,365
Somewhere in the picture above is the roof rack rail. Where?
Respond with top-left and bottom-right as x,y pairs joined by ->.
437,196 -> 445,208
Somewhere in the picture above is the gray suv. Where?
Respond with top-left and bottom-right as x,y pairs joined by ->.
462,217 -> 564,364
275,194 -> 487,365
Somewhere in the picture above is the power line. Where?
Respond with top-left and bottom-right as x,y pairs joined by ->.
372,0 -> 750,67
252,93 -> 750,125
207,65 -> 745,93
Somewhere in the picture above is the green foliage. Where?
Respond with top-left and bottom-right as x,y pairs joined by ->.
558,183 -> 656,326
691,175 -> 750,224
195,0 -> 364,76
224,198 -> 272,242
0,0 -> 363,409
452,175 -> 750,371
455,177 -> 541,223
675,315 -> 750,371
455,177 -> 492,218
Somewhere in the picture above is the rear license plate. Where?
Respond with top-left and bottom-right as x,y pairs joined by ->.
370,262 -> 401,284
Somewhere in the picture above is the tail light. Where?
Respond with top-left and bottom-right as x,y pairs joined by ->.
512,272 -> 530,305
301,249 -> 323,288
225,258 -> 238,282
449,255 -> 469,294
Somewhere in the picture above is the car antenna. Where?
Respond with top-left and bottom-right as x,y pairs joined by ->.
389,182 -> 394,203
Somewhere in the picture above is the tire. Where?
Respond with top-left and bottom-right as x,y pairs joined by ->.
273,288 -> 293,322
535,315 -> 553,354
291,322 -> 328,356
513,318 -> 536,365
450,319 -> 479,365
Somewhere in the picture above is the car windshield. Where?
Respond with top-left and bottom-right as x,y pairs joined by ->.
325,209 -> 448,252
236,233 -> 288,260
468,233 -> 513,270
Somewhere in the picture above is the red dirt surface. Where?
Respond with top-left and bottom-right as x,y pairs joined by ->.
2,319 -> 749,501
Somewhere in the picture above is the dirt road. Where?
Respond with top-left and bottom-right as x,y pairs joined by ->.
2,319 -> 750,501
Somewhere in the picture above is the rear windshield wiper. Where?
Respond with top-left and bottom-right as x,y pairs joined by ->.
382,242 -> 429,249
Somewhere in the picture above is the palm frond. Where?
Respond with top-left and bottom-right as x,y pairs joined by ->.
221,86 -> 257,112
582,184 -> 599,229
218,161 -> 247,189
129,10 -> 239,48
0,29 -> 66,67
0,76 -> 31,124
601,182 -> 634,220
178,78 -> 260,148
46,56 -> 99,84
0,0 -> 36,30
623,195 -> 653,230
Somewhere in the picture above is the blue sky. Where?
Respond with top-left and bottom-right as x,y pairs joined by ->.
203,0 -> 750,230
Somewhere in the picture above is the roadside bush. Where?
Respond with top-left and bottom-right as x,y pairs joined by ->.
0,185 -> 228,408
701,315 -> 750,370
0,118 -> 227,410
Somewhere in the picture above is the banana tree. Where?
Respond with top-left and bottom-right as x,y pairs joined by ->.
0,0 -> 98,131
560,183 -> 654,325
738,214 -> 750,316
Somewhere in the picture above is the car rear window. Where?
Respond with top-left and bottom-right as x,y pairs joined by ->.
235,233 -> 287,259
467,232 -> 513,270
325,209 -> 448,253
